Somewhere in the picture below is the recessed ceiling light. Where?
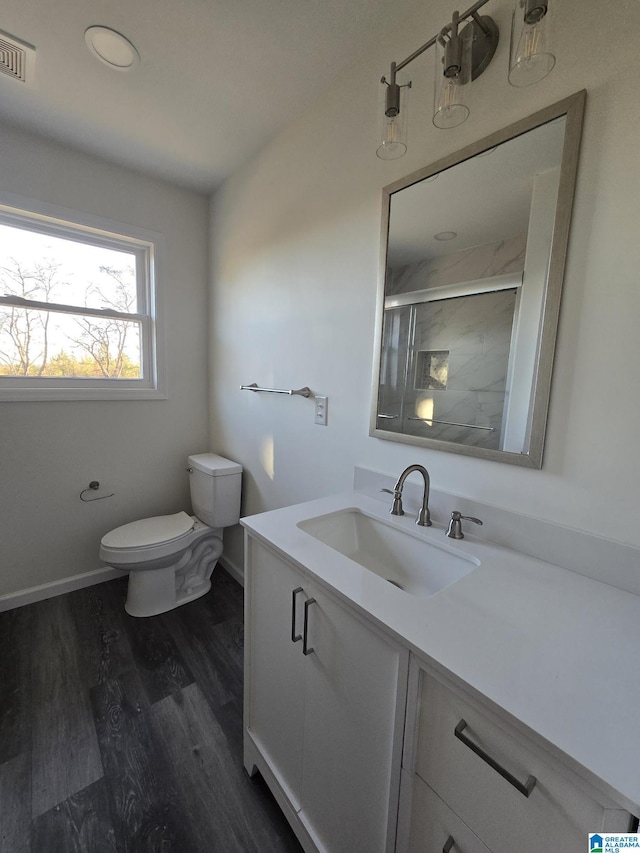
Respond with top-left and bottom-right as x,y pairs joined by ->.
85,26 -> 139,71
434,231 -> 457,241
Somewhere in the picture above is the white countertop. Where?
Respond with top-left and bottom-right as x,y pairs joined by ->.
241,490 -> 640,815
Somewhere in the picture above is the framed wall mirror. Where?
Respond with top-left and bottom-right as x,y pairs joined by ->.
370,91 -> 585,468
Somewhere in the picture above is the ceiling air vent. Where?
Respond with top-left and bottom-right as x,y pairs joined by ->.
0,30 -> 35,86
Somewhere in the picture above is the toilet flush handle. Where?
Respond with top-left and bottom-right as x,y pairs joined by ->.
186,466 -> 193,473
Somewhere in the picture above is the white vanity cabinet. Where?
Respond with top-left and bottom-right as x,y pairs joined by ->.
243,535 -> 409,853
400,667 -> 633,853
242,491 -> 640,853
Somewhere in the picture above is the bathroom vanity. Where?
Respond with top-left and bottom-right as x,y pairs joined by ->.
242,480 -> 640,853
244,536 -> 407,853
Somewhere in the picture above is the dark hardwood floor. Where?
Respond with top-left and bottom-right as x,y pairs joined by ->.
0,570 -> 304,853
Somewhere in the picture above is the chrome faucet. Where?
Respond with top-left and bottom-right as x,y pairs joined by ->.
382,464 -> 431,527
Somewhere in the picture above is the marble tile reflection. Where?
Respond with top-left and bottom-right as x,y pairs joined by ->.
387,233 -> 526,296
414,300 -> 484,356
447,353 -> 507,392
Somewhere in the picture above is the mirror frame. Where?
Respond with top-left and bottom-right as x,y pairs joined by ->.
370,90 -> 585,468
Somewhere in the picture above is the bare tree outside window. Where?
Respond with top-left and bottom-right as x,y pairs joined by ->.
0,258 -> 61,376
66,266 -> 140,378
0,226 -> 142,379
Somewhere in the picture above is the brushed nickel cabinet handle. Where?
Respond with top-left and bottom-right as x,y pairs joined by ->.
454,719 -> 537,797
443,836 -> 455,853
291,587 -> 303,643
303,598 -> 317,655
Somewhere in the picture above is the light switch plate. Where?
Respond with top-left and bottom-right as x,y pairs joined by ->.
314,395 -> 328,426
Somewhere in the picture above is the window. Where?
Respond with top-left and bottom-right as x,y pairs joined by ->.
0,194 -> 165,400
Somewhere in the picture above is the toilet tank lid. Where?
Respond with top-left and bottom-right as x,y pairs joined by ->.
188,453 -> 242,477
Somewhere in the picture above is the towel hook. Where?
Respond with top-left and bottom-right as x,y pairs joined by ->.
80,481 -> 115,502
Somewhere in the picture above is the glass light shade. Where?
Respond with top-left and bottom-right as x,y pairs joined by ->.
433,78 -> 469,128
509,0 -> 555,87
377,116 -> 407,159
376,80 -> 408,160
433,31 -> 471,129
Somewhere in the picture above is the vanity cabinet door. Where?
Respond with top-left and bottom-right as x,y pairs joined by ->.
244,535 -> 408,853
245,538 -> 306,808
299,578 -> 407,853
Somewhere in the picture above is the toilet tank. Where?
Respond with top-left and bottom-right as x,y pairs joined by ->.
188,453 -> 242,528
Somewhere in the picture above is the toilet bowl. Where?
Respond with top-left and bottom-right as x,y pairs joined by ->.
99,453 -> 242,617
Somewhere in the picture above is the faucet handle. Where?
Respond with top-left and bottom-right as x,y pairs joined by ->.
446,510 -> 483,539
380,487 -> 404,516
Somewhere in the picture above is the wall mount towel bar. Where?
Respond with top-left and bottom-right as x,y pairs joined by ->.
241,383 -> 312,398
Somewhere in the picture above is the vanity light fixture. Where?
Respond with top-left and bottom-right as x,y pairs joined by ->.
508,0 -> 555,87
377,0 -> 555,159
377,63 -> 412,160
433,11 -> 473,129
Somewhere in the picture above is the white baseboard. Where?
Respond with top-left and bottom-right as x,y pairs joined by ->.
0,566 -> 124,612
0,554 -> 244,613
219,554 -> 244,587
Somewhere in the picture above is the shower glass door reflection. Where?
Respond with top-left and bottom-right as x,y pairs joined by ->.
377,289 -> 518,451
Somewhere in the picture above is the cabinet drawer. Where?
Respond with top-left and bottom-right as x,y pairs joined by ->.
408,773 -> 491,853
415,673 -> 629,853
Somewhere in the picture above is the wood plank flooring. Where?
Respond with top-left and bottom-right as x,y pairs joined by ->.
0,570 -> 303,853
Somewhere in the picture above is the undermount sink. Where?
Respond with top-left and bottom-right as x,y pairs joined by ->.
297,508 -> 480,598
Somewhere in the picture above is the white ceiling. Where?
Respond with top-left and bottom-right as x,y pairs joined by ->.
387,115 -> 567,268
0,0 -> 418,193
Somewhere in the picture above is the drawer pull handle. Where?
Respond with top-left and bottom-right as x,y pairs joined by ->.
291,587 -> 304,643
454,719 -> 537,798
303,598 -> 317,655
443,836 -> 455,853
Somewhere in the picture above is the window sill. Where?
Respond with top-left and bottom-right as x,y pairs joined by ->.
0,384 -> 167,402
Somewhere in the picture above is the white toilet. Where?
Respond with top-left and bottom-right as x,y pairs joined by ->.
99,453 -> 242,617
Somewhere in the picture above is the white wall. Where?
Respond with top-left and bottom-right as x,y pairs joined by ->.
209,0 -> 640,574
0,123 -> 210,598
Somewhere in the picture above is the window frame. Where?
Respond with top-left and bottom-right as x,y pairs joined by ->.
0,192 -> 166,401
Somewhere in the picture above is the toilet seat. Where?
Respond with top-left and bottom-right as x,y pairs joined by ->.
101,511 -> 195,549
99,512 -> 212,569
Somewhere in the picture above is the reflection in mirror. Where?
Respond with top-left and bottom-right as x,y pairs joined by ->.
371,92 -> 585,468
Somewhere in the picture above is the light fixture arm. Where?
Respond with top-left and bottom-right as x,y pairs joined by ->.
439,11 -> 465,79
391,0 -> 493,75
470,10 -> 492,37
381,62 -> 412,118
